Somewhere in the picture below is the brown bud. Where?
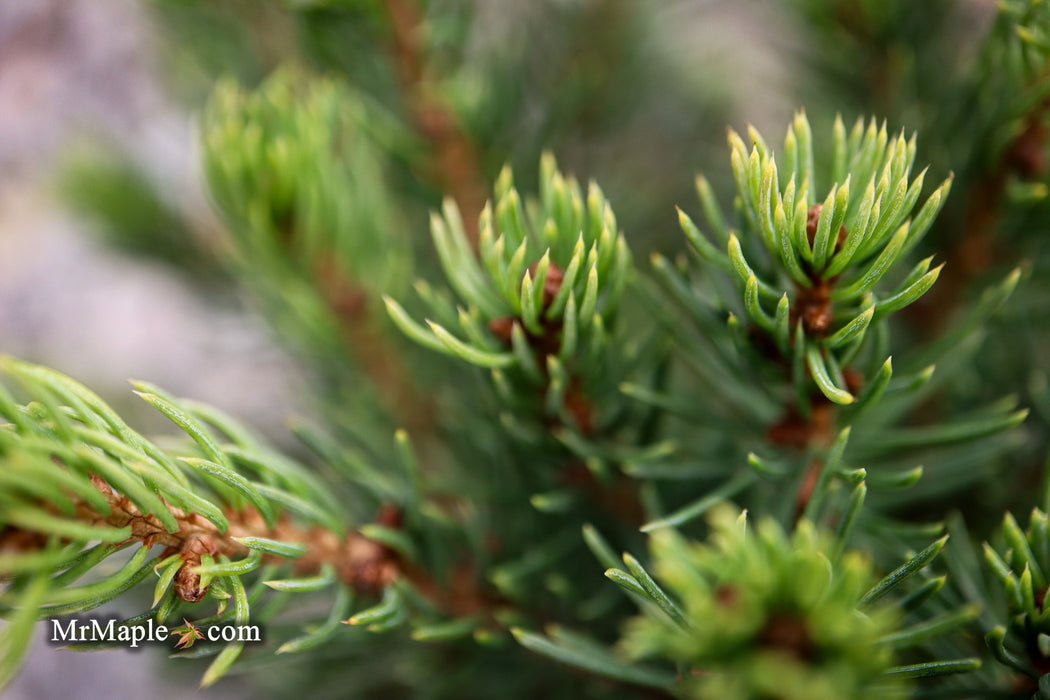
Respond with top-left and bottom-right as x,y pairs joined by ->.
374,503 -> 403,529
843,368 -> 864,395
715,584 -> 740,607
173,565 -> 207,603
806,203 -> 849,255
806,204 -> 822,246
173,535 -> 219,603
488,317 -> 515,346
341,534 -> 399,595
793,280 -> 834,338
801,302 -> 833,336
527,261 -> 566,309
758,612 -> 814,661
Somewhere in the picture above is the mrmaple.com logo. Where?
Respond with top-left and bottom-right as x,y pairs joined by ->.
49,615 -> 261,649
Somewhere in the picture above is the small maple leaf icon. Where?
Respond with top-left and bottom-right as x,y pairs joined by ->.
171,619 -> 204,649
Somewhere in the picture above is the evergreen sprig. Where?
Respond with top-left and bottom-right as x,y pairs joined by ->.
982,507 -> 1050,684
633,114 -> 1027,543
201,69 -> 422,449
385,154 -> 633,436
203,67 -> 410,299
681,112 -> 951,407
0,357 -> 420,688
516,506 -> 980,700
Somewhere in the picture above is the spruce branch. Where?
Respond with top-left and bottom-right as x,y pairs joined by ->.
8,1 -> 1050,697
0,357 -> 446,687
1,356 -> 643,691
202,69 -> 433,435
655,112 -> 1026,526
386,153 -> 635,440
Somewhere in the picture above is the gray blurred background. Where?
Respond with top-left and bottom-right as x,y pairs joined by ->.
1,1 -> 301,696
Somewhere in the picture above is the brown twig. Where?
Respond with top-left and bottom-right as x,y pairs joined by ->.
488,261 -> 598,437
486,259 -> 649,522
2,473 -> 543,636
1,474 -> 504,618
765,207 -> 858,519
73,474 -> 402,601
383,0 -> 487,248
912,108 -> 1048,332
313,257 -> 435,435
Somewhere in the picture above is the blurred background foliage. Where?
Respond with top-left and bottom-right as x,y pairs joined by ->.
5,0 -> 1050,697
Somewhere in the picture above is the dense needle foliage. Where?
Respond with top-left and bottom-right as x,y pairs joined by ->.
5,1 -> 1050,698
